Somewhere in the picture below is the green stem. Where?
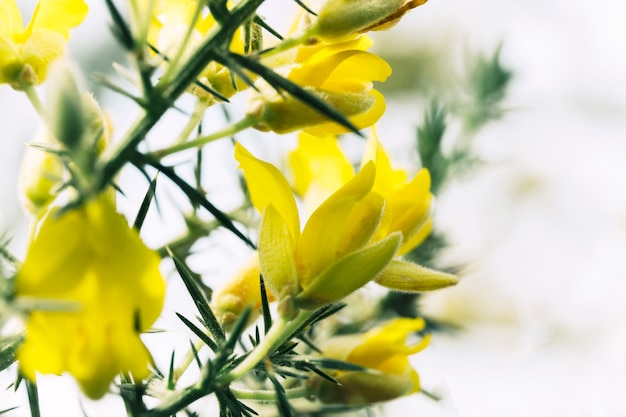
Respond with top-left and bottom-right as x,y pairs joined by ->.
173,340 -> 205,382
153,116 -> 256,158
259,30 -> 312,60
96,0 -> 266,192
231,385 -> 311,401
159,0 -> 205,86
173,97 -> 211,145
21,84 -> 47,121
218,310 -> 312,385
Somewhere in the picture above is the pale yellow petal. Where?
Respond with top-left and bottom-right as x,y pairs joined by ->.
0,0 -> 24,39
296,231 -> 401,310
289,132 -> 354,200
258,204 -> 298,299
362,129 -> 408,196
23,0 -> 88,40
298,162 -> 376,284
234,142 -> 300,242
335,192 -> 385,258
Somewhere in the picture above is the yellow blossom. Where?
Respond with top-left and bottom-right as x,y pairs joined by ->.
248,36 -> 391,136
316,317 -> 429,405
0,0 -> 88,87
16,195 -> 166,399
289,130 -> 457,292
291,129 -> 432,255
211,254 -> 276,328
235,142 -> 401,311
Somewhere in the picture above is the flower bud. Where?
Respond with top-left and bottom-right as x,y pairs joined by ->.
314,317 -> 429,404
18,131 -> 64,215
247,86 -> 381,135
374,259 -> 458,292
46,61 -> 86,151
313,0 -> 428,40
211,255 -> 276,328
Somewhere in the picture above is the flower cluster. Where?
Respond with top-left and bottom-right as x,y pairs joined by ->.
0,0 -> 467,414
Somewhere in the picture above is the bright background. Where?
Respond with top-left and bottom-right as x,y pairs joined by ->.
2,0 -> 626,416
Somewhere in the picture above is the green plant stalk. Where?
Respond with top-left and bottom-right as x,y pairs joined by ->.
230,385 -> 310,401
153,116 -> 256,158
159,0 -> 206,86
96,0 -> 266,192
172,97 -> 212,146
173,340 -> 205,383
21,84 -> 47,121
218,310 -> 312,385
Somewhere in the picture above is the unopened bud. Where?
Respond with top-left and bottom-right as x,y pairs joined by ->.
18,131 -> 64,215
313,0 -> 428,40
46,61 -> 85,151
247,86 -> 377,135
374,259 -> 458,292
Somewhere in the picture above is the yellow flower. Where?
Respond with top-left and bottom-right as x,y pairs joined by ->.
235,142 -> 401,311
248,35 -> 391,136
0,0 -> 88,87
16,195 -> 166,399
291,129 -> 432,255
211,254 -> 276,328
289,130 -> 458,292
316,317 -> 429,404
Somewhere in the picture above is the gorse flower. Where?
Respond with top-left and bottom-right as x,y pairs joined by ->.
315,317 -> 429,404
289,130 -> 458,291
16,195 -> 166,399
290,129 -> 432,255
0,0 -> 88,87
235,142 -> 401,311
248,35 -> 390,135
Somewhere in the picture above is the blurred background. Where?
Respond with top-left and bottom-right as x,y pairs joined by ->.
2,0 -> 626,415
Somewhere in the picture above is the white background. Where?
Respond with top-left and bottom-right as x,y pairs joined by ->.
2,0 -> 626,415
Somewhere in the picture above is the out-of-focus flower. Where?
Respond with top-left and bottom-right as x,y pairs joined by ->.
148,0 -> 247,100
235,142 -> 401,311
248,36 -> 390,136
16,195 -> 166,399
0,0 -> 88,88
18,129 -> 64,216
315,317 -> 429,404
311,0 -> 428,40
211,255 -> 277,328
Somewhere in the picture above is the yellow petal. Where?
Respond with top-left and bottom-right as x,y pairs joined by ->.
0,35 -> 20,84
303,89 -> 386,136
0,0 -> 24,39
234,142 -> 300,242
298,162 -> 376,284
397,216 -> 432,255
258,205 -> 298,299
296,231 -> 401,310
349,318 -> 427,365
288,132 -> 355,202
335,192 -> 385,258
374,259 -> 458,291
289,50 -> 391,88
23,0 -> 88,41
362,129 -> 408,195
16,195 -> 165,399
